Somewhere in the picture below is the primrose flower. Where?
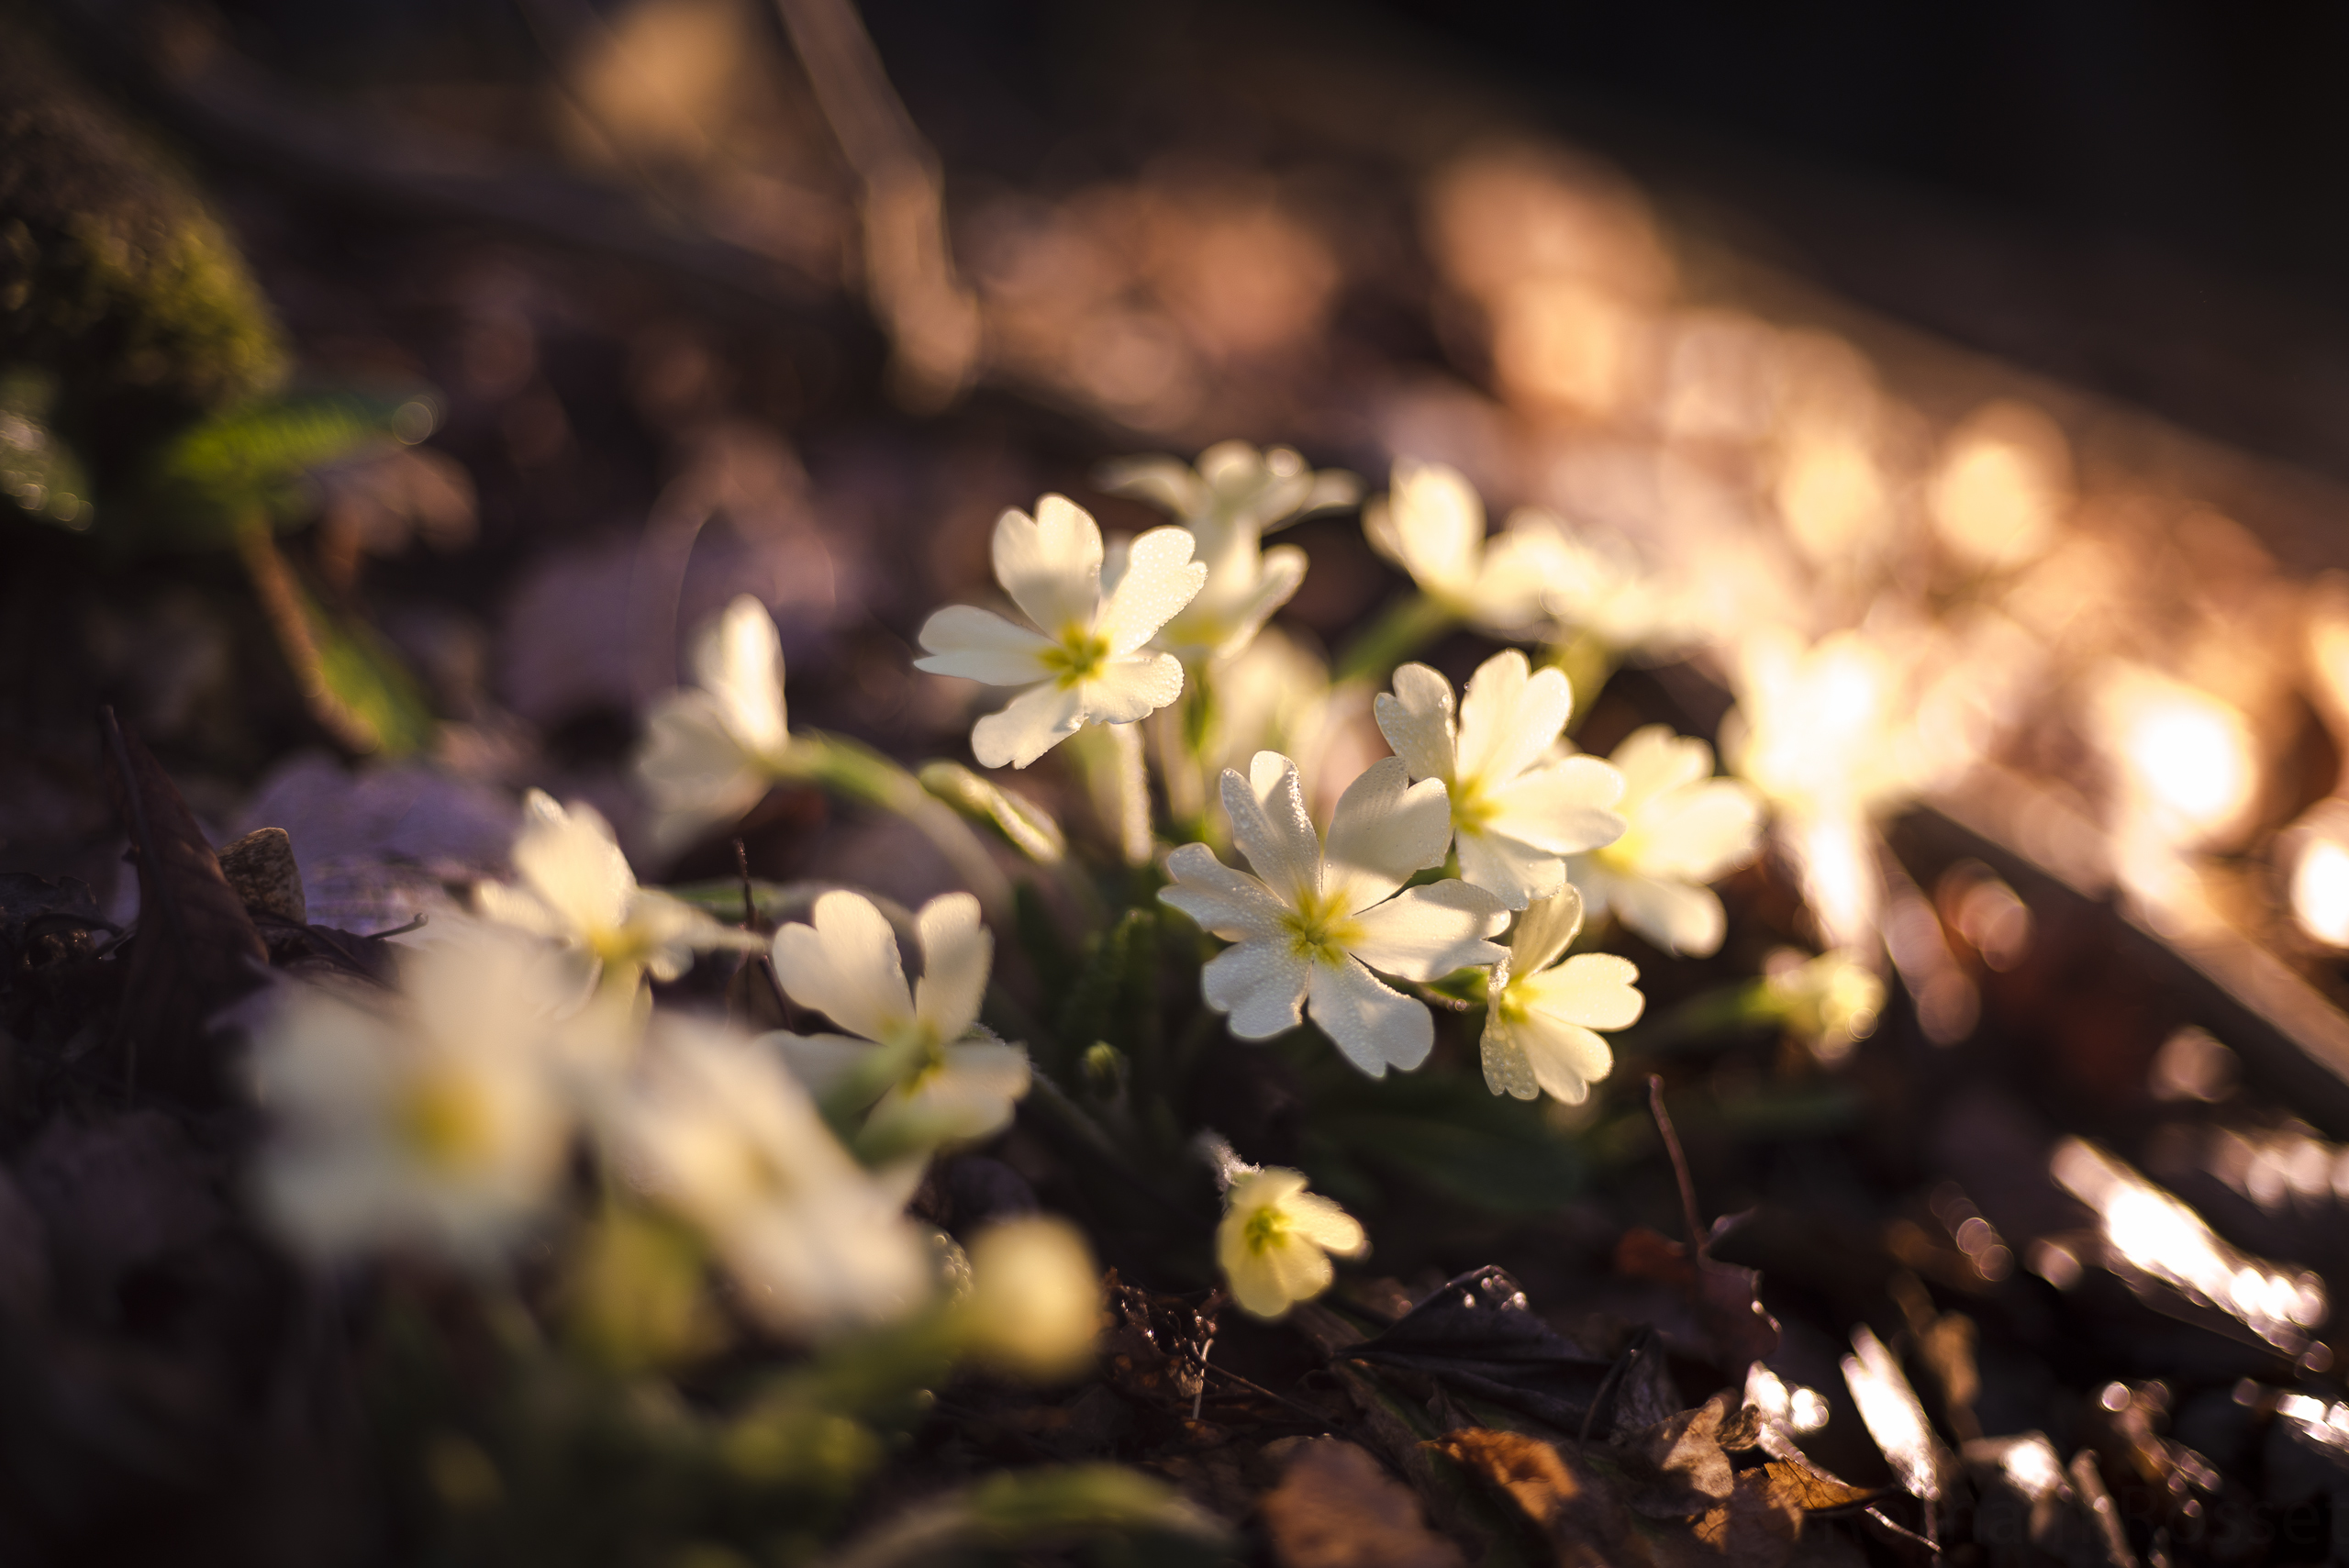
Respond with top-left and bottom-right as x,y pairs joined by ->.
1159,751 -> 1508,1076
1566,726 -> 1763,957
250,930 -> 576,1264
608,1011 -> 933,1337
1375,651 -> 1626,909
637,595 -> 794,851
1217,1165 -> 1367,1318
1481,888 -> 1643,1104
1525,515 -> 1704,658
475,791 -> 755,985
1362,458 -> 1563,637
916,495 -> 1207,768
1101,440 -> 1357,661
958,1217 -> 1104,1379
767,890 -> 1030,1147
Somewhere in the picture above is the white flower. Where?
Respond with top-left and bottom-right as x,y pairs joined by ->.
1159,751 -> 1508,1076
1481,887 -> 1642,1104
250,930 -> 576,1264
1375,651 -> 1626,909
1217,1166 -> 1366,1318
958,1217 -> 1103,1379
1100,441 -> 1356,661
1362,458 -> 1562,636
637,595 -> 793,851
1566,726 -> 1763,957
475,791 -> 755,984
915,495 -> 1208,768
1519,511 -> 1704,657
607,1011 -> 933,1338
766,890 -> 1030,1147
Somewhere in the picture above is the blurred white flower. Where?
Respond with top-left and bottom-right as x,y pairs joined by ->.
608,1011 -> 933,1338
476,791 -> 754,985
1375,651 -> 1625,909
1481,887 -> 1642,1104
1763,947 -> 1884,1063
250,930 -> 576,1264
1216,1165 -> 1366,1318
1101,440 -> 1356,661
958,1217 -> 1103,1379
765,889 -> 1030,1147
1520,512 -> 1704,658
1362,458 -> 1560,636
1567,726 -> 1763,957
637,595 -> 793,851
1159,751 -> 1508,1076
915,495 -> 1207,768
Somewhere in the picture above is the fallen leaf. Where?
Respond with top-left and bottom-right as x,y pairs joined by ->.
1344,1266 -> 1617,1434
1261,1438 -> 1464,1568
1839,1326 -> 1956,1507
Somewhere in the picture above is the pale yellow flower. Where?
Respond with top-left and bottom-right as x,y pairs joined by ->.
637,595 -> 794,851
1567,726 -> 1762,957
1481,887 -> 1642,1104
1217,1166 -> 1367,1318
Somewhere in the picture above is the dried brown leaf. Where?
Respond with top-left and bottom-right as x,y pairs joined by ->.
1261,1439 -> 1464,1568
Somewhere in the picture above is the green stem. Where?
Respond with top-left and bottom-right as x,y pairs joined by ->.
1331,593 -> 1455,686
1105,719 -> 1152,866
790,733 -> 1013,919
1544,629 -> 1621,729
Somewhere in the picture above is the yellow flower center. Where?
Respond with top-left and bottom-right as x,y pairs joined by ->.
1281,886 -> 1362,968
1039,624 -> 1111,688
1242,1200 -> 1292,1254
1452,774 -> 1496,836
395,1070 -> 496,1172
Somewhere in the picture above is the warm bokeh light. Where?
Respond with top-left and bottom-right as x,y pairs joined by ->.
2092,662 -> 2258,848
1928,401 -> 2071,571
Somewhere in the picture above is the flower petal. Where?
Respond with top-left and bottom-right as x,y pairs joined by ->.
1285,1191 -> 1368,1255
1608,874 -> 1729,957
1520,951 -> 1645,1030
693,595 -> 788,755
1203,940 -> 1310,1039
1159,845 -> 1291,941
972,681 -> 1087,769
1610,724 -> 1715,806
915,605 -> 1057,685
1372,662 -> 1457,785
1375,458 -> 1483,595
1223,752 -> 1322,906
1347,880 -> 1508,981
638,692 -> 771,845
1324,757 -> 1451,912
1455,651 -> 1573,787
875,1039 -> 1030,1143
1486,758 -> 1627,853
1096,525 -> 1208,654
913,893 -> 990,1044
1080,652 -> 1186,724
513,793 -> 637,936
1513,1013 -> 1614,1105
1506,887 -> 1586,975
766,1030 -> 877,1102
1454,826 -> 1564,910
992,495 -> 1102,635
773,891 -> 914,1041
1480,1006 -> 1539,1100
1635,779 -> 1765,881
1307,957 -> 1433,1075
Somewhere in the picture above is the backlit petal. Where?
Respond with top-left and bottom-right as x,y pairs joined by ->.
1224,752 -> 1321,906
1610,724 -> 1714,806
1324,757 -> 1451,912
1512,1013 -> 1615,1105
1609,874 -> 1728,957
1079,653 -> 1185,725
972,682 -> 1087,769
913,893 -> 990,1044
1159,845 -> 1291,941
1347,880 -> 1508,981
915,605 -> 1057,685
1096,525 -> 1208,654
992,495 -> 1102,635
1373,662 -> 1458,785
1636,779 -> 1765,880
1307,957 -> 1432,1075
1456,651 -> 1572,786
693,595 -> 788,755
773,891 -> 914,1042
1506,888 -> 1586,976
1486,759 -> 1627,852
1520,951 -> 1645,1029
1454,827 -> 1564,910
1203,940 -> 1310,1039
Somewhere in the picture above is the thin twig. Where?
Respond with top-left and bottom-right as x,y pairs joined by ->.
1199,1362 -> 1336,1429
1647,1073 -> 1708,1255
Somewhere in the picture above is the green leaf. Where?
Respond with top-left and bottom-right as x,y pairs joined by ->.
137,388 -> 431,550
1301,1058 -> 1586,1214
821,1465 -> 1231,1568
